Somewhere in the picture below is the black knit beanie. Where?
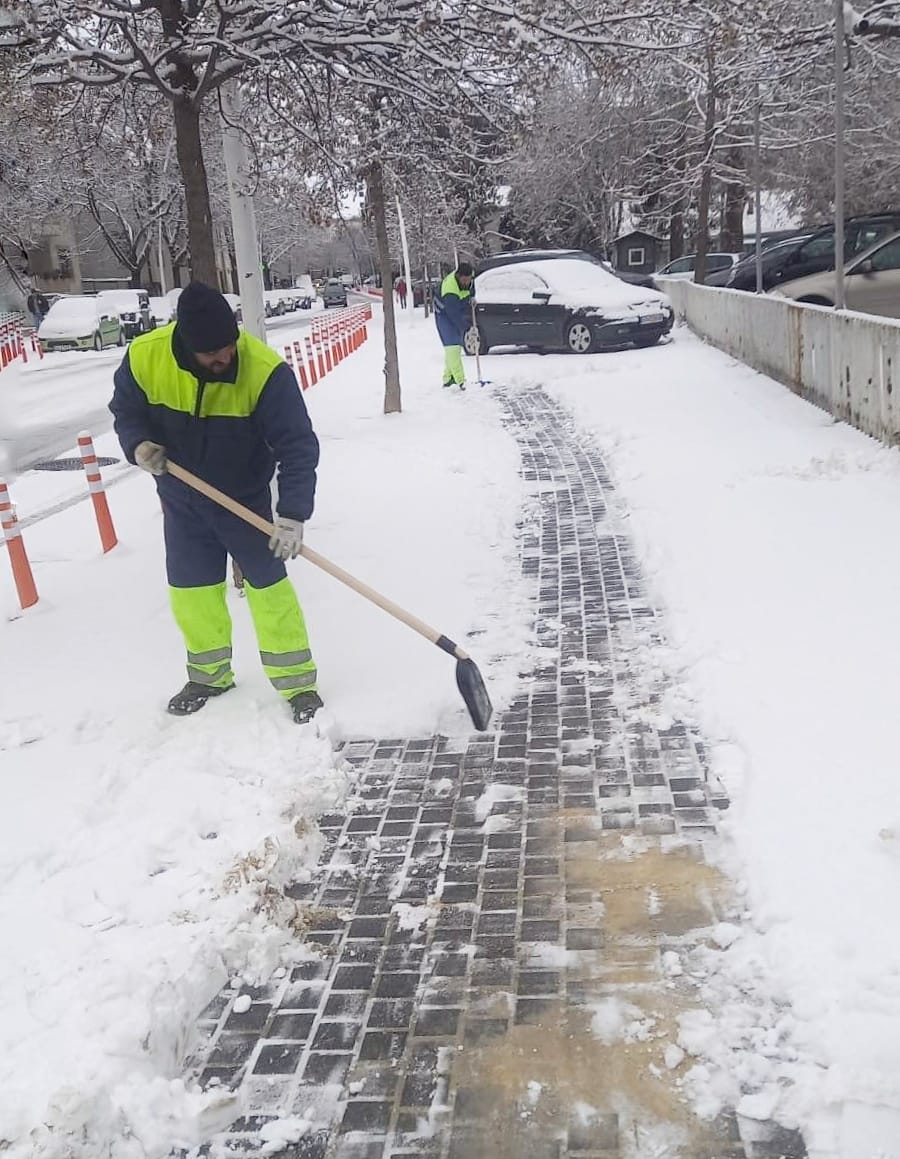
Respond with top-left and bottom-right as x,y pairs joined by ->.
456,262 -> 474,277
176,282 -> 240,352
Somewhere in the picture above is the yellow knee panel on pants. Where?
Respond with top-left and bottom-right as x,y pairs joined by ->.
244,577 -> 318,698
169,583 -> 235,688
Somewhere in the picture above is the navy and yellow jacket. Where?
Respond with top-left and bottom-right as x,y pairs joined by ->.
109,324 -> 318,521
434,272 -> 473,346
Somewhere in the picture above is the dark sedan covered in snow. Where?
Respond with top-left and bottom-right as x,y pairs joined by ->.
464,258 -> 674,356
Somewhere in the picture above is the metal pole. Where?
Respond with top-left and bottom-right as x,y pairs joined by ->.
220,81 -> 266,340
834,0 -> 847,310
754,81 -> 763,294
395,196 -> 413,312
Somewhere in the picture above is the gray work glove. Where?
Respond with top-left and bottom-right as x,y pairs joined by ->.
135,441 -> 168,475
269,516 -> 304,560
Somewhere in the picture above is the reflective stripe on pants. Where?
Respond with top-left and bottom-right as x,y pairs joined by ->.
169,583 -> 235,688
244,576 -> 317,699
442,344 -> 464,386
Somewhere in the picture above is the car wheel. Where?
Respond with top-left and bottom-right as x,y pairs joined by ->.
463,324 -> 487,355
566,319 -> 594,354
118,328 -> 126,347
797,295 -> 834,308
94,332 -> 103,352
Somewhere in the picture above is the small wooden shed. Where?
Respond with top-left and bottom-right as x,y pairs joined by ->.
612,230 -> 661,275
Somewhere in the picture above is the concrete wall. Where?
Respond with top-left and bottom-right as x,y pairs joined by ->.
660,279 -> 900,447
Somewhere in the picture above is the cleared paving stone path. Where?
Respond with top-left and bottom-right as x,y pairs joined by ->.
187,387 -> 806,1159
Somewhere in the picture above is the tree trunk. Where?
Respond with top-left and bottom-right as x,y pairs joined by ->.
721,150 -> 746,252
367,159 -> 401,415
669,208 -> 685,261
694,47 -> 717,285
173,99 -> 218,287
669,106 -> 689,262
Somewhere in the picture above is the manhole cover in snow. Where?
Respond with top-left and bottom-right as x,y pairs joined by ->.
32,456 -> 119,471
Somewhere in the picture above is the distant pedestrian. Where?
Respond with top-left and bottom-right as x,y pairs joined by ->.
26,287 -> 49,332
433,263 -> 474,390
395,277 -> 408,309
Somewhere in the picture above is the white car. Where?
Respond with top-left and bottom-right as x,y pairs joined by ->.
38,296 -> 124,353
96,288 -> 152,338
466,258 -> 674,354
263,288 -> 290,317
771,230 -> 900,319
655,252 -> 744,281
148,295 -> 174,327
222,293 -> 243,322
293,275 -> 314,295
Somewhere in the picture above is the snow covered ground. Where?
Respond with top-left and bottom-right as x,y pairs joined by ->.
0,311 -> 531,1158
533,330 -> 900,1158
5,305 -> 900,1157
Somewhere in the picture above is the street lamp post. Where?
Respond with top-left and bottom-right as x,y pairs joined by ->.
834,0 -> 847,310
754,81 -> 763,294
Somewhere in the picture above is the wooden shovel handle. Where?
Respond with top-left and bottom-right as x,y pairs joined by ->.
165,460 -> 469,659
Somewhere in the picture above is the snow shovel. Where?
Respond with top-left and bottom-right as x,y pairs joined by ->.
469,301 -> 491,387
166,461 -> 494,732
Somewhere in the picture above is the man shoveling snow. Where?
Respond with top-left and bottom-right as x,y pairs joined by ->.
109,281 -> 324,724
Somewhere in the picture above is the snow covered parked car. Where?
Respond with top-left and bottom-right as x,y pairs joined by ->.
465,257 -> 674,355
38,296 -> 124,352
222,293 -> 243,322
264,288 -> 291,317
285,275 -> 313,309
148,296 -> 174,327
96,289 -> 153,338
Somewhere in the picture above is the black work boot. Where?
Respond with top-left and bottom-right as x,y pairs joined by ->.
289,691 -> 324,724
167,681 -> 234,716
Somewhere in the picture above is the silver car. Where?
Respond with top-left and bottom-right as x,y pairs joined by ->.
772,230 -> 900,318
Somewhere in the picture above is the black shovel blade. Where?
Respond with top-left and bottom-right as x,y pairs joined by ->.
455,657 -> 493,731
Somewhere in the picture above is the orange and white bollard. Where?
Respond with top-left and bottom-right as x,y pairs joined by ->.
305,336 -> 318,386
77,432 -> 118,553
0,479 -> 38,609
18,329 -> 27,364
322,328 -> 332,375
341,314 -> 351,359
293,341 -> 310,391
